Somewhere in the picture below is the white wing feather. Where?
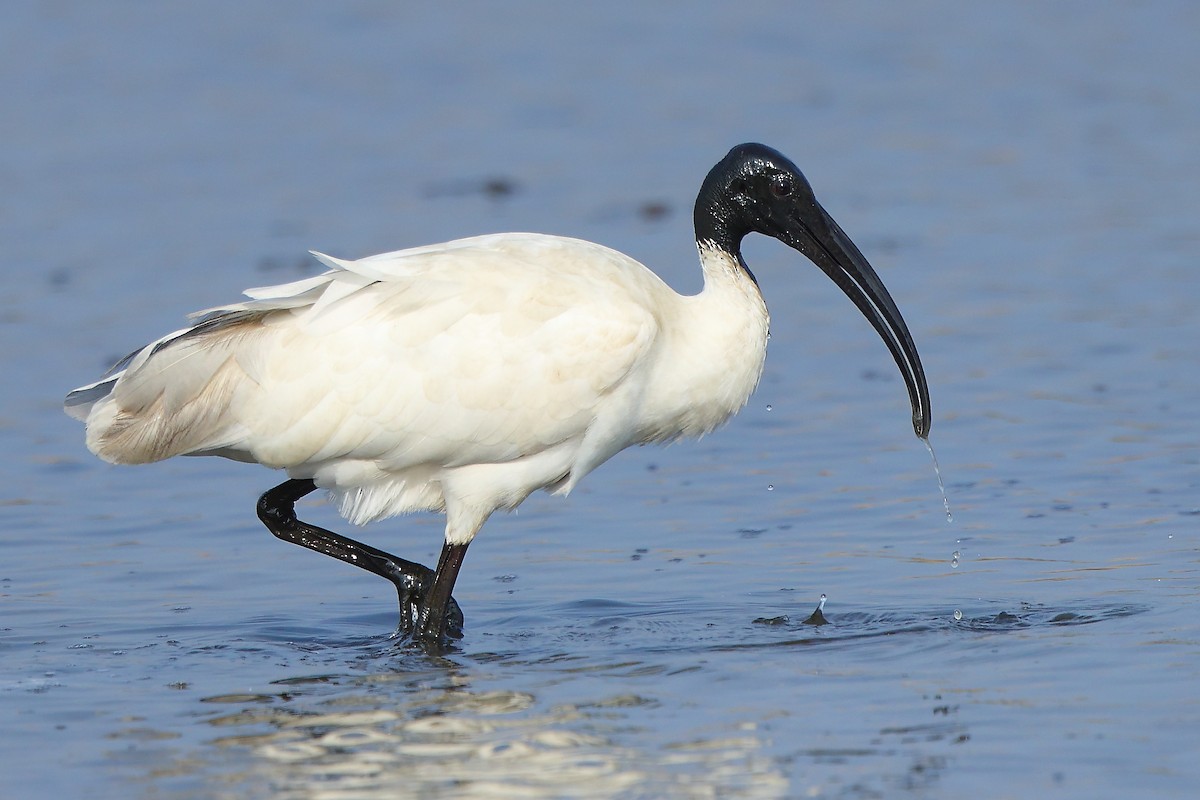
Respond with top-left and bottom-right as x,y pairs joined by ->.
69,234 -> 669,530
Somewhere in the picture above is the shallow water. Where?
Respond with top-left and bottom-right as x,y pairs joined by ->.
3,2 -> 1199,798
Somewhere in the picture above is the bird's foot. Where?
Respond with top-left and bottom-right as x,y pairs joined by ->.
394,573 -> 465,651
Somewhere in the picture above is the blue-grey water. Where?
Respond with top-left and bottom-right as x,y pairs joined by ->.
3,2 -> 1198,798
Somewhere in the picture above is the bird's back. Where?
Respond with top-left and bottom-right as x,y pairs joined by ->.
67,234 -> 677,524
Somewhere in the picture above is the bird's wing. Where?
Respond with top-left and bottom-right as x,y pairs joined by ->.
72,235 -> 667,478
236,235 -> 666,471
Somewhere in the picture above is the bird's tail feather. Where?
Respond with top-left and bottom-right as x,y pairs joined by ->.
66,313 -> 266,464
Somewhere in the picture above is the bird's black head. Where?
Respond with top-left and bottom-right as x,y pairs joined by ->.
695,143 -> 931,439
694,142 -> 818,253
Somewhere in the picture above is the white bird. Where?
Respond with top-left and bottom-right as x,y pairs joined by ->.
65,143 -> 930,649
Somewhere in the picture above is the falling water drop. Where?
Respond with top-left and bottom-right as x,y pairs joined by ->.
766,484 -> 774,492
765,404 -> 773,412
953,609 -> 963,621
921,437 -> 953,523
951,550 -> 960,569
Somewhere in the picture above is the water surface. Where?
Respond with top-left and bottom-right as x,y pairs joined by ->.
3,2 -> 1198,798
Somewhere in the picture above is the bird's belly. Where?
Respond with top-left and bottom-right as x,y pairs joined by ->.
301,440 -> 582,527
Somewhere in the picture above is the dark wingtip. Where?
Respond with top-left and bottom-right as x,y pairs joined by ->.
64,379 -> 117,421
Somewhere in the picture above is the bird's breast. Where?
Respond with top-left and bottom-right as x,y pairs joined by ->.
635,273 -> 770,443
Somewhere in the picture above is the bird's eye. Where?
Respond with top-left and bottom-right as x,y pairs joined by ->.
770,176 -> 794,198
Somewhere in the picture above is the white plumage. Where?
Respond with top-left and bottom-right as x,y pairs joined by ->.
65,144 -> 929,646
69,233 -> 768,544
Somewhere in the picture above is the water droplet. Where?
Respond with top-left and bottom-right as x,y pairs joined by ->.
951,550 -> 960,568
953,609 -> 963,621
766,484 -> 774,492
765,404 -> 773,412
817,593 -> 827,611
921,437 -> 954,523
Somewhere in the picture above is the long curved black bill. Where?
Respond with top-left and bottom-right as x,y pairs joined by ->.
788,203 -> 931,439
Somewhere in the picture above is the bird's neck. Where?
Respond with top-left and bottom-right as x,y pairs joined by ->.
640,243 -> 770,441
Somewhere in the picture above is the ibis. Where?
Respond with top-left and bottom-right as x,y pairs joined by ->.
65,143 -> 930,649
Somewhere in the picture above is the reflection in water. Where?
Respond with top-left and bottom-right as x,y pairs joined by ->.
118,602 -> 1145,798
183,670 -> 790,799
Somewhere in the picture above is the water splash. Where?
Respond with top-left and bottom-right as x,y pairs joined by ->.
921,436 -> 953,523
802,593 -> 829,626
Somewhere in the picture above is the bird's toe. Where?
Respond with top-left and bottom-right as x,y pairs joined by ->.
396,580 -> 464,646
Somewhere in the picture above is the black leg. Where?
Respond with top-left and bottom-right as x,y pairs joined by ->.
256,479 -> 464,642
418,541 -> 470,643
